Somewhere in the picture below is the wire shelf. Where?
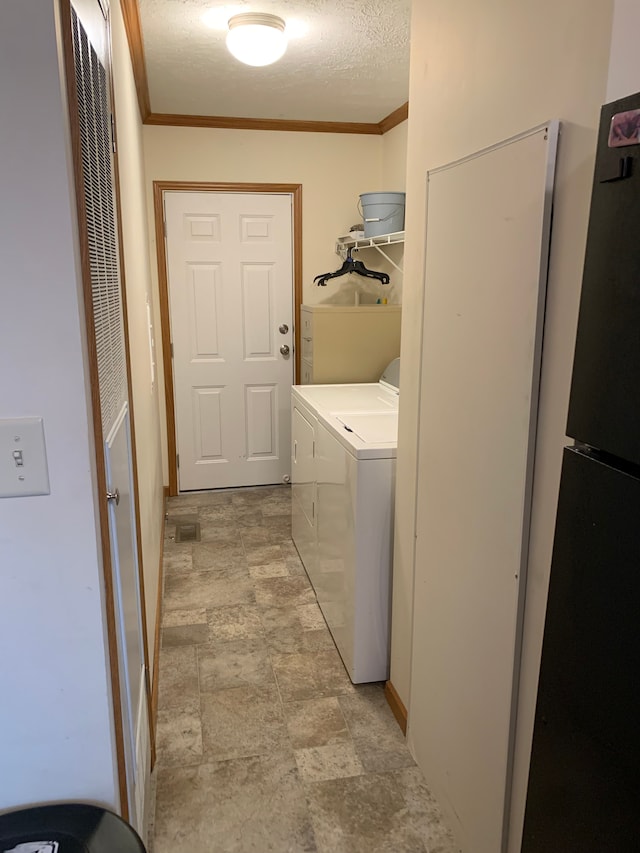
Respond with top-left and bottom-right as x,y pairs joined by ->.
336,231 -> 405,272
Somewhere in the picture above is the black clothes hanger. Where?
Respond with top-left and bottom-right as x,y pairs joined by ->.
314,248 -> 390,286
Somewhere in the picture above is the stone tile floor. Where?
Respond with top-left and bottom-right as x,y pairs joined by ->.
149,485 -> 456,853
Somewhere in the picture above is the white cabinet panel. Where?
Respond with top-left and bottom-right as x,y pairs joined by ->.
408,124 -> 558,853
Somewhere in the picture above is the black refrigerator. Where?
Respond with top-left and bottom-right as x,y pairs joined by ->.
521,91 -> 640,851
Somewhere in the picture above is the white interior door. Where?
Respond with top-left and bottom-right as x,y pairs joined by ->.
164,191 -> 294,491
105,403 -> 149,834
69,0 -> 150,830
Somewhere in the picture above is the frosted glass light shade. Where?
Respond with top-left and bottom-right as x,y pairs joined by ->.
226,14 -> 287,67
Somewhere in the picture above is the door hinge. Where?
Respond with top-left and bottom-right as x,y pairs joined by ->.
176,453 -> 180,468
312,500 -> 315,520
170,342 -> 174,358
110,113 -> 116,154
312,440 -> 315,458
163,218 -> 167,238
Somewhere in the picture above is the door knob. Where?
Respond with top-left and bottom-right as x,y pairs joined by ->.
279,324 -> 289,334
107,488 -> 120,506
280,345 -> 290,356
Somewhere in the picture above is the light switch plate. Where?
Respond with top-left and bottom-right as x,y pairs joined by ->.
0,417 -> 50,498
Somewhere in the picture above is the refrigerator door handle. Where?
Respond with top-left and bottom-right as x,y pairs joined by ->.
600,154 -> 633,183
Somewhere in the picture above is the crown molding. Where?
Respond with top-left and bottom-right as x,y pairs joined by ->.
379,102 -> 409,134
144,112 -> 383,134
119,0 -> 151,120
143,103 -> 408,135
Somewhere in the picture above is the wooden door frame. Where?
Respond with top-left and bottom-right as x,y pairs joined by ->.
153,181 -> 303,496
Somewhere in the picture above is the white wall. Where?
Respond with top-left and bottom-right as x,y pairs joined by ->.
391,0 -> 614,849
142,126 -> 388,482
111,0 -> 165,678
0,0 -> 117,811
606,0 -> 640,102
143,127 -> 384,305
373,119 -> 408,294
382,119 -> 408,190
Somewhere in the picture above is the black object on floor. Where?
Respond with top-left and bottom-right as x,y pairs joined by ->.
0,804 -> 146,853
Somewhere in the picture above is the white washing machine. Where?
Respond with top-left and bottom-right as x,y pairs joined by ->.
291,359 -> 399,683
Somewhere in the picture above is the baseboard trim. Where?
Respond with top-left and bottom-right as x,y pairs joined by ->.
150,493 -> 167,769
385,680 -> 408,735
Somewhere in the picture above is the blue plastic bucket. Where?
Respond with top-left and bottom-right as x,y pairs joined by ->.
359,192 -> 406,237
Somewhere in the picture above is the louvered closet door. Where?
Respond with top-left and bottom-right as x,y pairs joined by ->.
68,0 -> 148,832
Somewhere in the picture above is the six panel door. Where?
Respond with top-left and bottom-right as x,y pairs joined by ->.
164,191 -> 294,491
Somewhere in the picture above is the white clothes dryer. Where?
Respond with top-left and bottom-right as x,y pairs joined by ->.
291,359 -> 399,683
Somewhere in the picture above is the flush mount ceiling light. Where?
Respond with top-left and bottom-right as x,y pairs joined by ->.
226,13 -> 288,67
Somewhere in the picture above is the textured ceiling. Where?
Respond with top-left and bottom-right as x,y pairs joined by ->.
138,0 -> 411,122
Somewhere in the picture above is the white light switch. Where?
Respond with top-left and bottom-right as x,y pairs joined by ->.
0,418 -> 50,498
